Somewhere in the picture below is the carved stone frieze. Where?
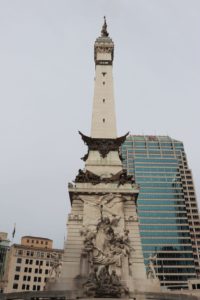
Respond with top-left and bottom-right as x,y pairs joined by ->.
95,46 -> 112,53
81,153 -> 89,161
80,214 -> 134,275
68,214 -> 83,222
83,265 -> 128,298
68,182 -> 74,188
96,60 -> 113,66
125,215 -> 138,222
75,169 -> 101,185
78,131 -> 129,158
81,205 -> 131,297
49,253 -> 62,280
75,169 -> 135,186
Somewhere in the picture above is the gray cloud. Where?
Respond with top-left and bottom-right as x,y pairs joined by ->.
0,0 -> 199,248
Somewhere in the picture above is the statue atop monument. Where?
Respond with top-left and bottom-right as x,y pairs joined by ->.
101,16 -> 109,37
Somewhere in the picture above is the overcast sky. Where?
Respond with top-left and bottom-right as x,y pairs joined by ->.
0,0 -> 200,248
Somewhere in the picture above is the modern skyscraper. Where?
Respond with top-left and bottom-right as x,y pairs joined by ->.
121,135 -> 200,289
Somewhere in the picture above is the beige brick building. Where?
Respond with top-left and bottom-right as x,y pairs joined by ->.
0,232 -> 10,293
4,236 -> 63,293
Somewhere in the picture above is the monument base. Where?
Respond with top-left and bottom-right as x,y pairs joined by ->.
1,290 -> 200,300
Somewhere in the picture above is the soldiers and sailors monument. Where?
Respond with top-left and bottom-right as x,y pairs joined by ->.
47,17 -> 160,298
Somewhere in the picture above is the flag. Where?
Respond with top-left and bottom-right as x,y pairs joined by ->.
12,223 -> 16,238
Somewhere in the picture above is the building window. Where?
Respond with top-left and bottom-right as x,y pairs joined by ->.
17,258 -> 22,264
27,239 -> 29,243
24,267 -> 28,272
36,240 -> 39,244
15,266 -> 21,272
41,241 -> 43,244
45,269 -> 49,275
33,285 -> 36,291
22,284 -> 26,290
14,275 -> 20,280
27,276 -> 31,282
26,285 -> 30,291
103,118 -> 105,123
103,99 -> 105,103
37,286 -> 40,291
103,81 -> 105,85
17,250 -> 23,256
45,241 -> 48,245
25,259 -> 29,264
12,283 -> 18,290
23,276 -> 27,281
34,277 -> 37,282
38,277 -> 41,282
36,260 -> 39,265
35,268 -> 38,274
192,284 -> 196,290
28,268 -> 32,273
40,261 -> 43,266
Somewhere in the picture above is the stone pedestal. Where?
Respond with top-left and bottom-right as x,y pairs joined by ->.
47,181 -> 159,296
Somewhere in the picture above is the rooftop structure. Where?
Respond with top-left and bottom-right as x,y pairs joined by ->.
21,236 -> 53,250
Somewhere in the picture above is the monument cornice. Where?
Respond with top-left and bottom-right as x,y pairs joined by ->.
79,131 -> 129,158
68,181 -> 139,205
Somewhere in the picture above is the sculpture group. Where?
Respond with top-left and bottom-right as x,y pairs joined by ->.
80,193 -> 133,297
84,265 -> 128,298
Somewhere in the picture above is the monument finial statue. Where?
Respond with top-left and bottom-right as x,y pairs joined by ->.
101,16 -> 109,37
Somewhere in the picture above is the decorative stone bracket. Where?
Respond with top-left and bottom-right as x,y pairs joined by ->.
78,131 -> 129,159
75,169 -> 135,186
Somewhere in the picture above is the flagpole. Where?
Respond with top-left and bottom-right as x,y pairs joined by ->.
12,223 -> 16,244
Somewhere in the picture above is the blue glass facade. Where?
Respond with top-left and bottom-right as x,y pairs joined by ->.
122,135 -> 199,289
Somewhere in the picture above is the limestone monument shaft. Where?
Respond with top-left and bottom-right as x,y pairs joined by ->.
49,19 -> 158,297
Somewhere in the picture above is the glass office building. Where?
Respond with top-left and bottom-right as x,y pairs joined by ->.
121,135 -> 200,289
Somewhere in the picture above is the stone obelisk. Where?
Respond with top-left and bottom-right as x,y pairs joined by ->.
48,18 -> 159,297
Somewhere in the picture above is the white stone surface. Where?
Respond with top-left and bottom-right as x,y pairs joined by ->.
85,150 -> 122,177
91,50 -> 117,139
